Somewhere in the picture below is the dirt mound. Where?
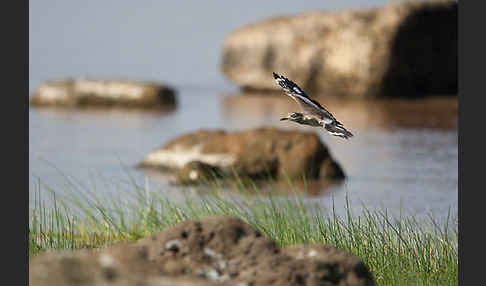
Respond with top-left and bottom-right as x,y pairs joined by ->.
30,216 -> 374,286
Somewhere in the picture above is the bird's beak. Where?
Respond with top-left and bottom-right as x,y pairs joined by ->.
280,117 -> 288,121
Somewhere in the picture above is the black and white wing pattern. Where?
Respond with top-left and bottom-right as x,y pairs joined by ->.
273,72 -> 353,139
273,72 -> 337,123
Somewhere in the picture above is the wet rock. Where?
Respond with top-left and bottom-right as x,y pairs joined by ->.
139,127 -> 345,181
176,161 -> 224,185
30,215 -> 375,286
222,0 -> 457,98
30,79 -> 176,109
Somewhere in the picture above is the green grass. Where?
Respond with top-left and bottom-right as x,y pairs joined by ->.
29,176 -> 457,286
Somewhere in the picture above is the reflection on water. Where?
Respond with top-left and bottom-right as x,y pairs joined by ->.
29,87 -> 458,223
141,166 -> 344,197
223,92 -> 458,130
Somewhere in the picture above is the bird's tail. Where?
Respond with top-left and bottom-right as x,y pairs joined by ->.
325,121 -> 354,139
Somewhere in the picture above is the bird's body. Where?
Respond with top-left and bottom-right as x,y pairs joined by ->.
273,72 -> 354,139
280,112 -> 323,127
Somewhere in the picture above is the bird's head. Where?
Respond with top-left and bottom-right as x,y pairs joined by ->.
280,112 -> 303,121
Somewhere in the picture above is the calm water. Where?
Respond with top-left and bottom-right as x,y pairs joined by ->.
29,0 -> 457,224
29,87 -> 458,223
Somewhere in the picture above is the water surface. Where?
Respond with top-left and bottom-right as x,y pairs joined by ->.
29,0 -> 457,224
29,88 -> 458,224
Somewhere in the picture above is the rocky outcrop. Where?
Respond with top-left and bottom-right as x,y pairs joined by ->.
222,0 -> 457,98
30,216 -> 375,286
30,79 -> 176,109
139,127 -> 345,183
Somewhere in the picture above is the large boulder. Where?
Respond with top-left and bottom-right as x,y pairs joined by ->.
30,216 -> 375,286
30,79 -> 176,109
222,0 -> 457,98
139,127 -> 345,182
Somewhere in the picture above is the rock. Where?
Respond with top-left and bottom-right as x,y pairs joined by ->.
30,79 -> 176,109
30,215 -> 375,286
29,246 -> 215,286
139,127 -> 345,181
282,244 -> 375,285
176,161 -> 224,185
222,0 -> 457,98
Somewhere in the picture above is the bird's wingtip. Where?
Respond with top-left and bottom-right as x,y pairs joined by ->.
272,72 -> 280,79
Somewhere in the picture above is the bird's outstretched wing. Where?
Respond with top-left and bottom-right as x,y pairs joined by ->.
324,121 -> 354,139
273,72 -> 336,123
273,72 -> 354,139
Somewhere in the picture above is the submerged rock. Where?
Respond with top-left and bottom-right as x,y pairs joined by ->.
30,215 -> 375,286
222,0 -> 457,98
30,79 -> 176,109
139,127 -> 345,182
176,161 -> 224,185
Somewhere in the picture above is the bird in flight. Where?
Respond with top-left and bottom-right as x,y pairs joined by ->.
273,72 -> 353,139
